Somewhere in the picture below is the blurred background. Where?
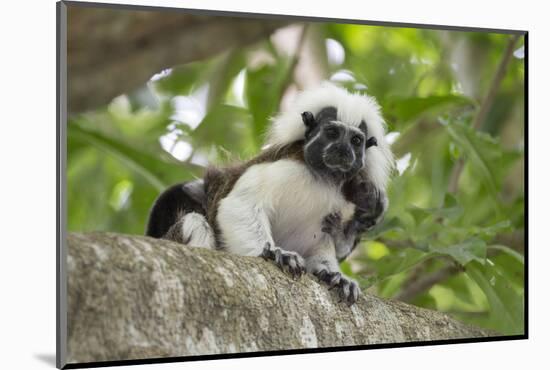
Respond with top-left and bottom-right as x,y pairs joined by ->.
67,5 -> 525,335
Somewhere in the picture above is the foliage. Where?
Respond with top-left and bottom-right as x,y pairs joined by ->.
67,22 -> 525,335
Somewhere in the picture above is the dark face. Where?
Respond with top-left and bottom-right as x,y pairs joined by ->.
302,106 -> 375,183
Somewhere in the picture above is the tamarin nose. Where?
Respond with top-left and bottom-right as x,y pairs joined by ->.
335,144 -> 353,161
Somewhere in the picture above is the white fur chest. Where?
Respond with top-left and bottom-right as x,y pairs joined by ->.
217,159 -> 355,256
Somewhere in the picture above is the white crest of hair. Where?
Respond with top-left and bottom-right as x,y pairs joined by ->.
266,82 -> 395,190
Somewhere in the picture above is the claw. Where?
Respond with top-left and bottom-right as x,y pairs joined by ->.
261,243 -> 271,260
328,272 -> 341,290
288,256 -> 297,269
294,265 -> 302,277
313,268 -> 361,305
316,269 -> 327,282
340,280 -> 350,301
263,245 -> 305,279
274,248 -> 283,269
293,256 -> 304,277
288,256 -> 301,278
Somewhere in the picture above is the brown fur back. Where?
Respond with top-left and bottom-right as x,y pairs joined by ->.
204,141 -> 305,244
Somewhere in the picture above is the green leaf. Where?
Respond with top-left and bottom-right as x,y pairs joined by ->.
69,123 -> 193,191
444,121 -> 521,203
386,95 -> 475,122
408,207 -> 431,226
245,52 -> 293,147
152,61 -> 207,96
191,104 -> 255,157
466,261 -> 524,334
365,241 -> 390,260
370,248 -> 434,280
445,121 -> 499,198
474,221 -> 513,241
437,273 -> 485,309
408,193 -> 464,226
378,272 -> 409,298
206,50 -> 246,109
368,216 -> 406,239
430,238 -> 486,266
490,252 -> 524,291
440,193 -> 464,219
488,244 -> 524,264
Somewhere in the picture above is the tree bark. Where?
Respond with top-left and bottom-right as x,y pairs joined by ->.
67,5 -> 288,113
66,232 -> 495,364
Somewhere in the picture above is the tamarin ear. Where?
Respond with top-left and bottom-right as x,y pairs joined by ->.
366,136 -> 378,149
301,111 -> 316,128
302,111 -> 318,139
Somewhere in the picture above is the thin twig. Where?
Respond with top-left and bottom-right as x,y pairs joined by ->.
473,35 -> 521,130
447,34 -> 520,194
395,264 -> 463,302
447,158 -> 466,194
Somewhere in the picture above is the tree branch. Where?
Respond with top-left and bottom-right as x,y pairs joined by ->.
64,232 -> 495,365
67,5 -> 288,113
395,263 -> 463,303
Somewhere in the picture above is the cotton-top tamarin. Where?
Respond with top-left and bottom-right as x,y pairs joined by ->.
146,82 -> 394,304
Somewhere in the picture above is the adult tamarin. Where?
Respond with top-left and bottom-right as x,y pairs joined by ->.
146,83 -> 394,304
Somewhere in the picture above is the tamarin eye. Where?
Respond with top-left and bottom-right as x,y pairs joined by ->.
325,127 -> 339,139
351,135 -> 363,146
